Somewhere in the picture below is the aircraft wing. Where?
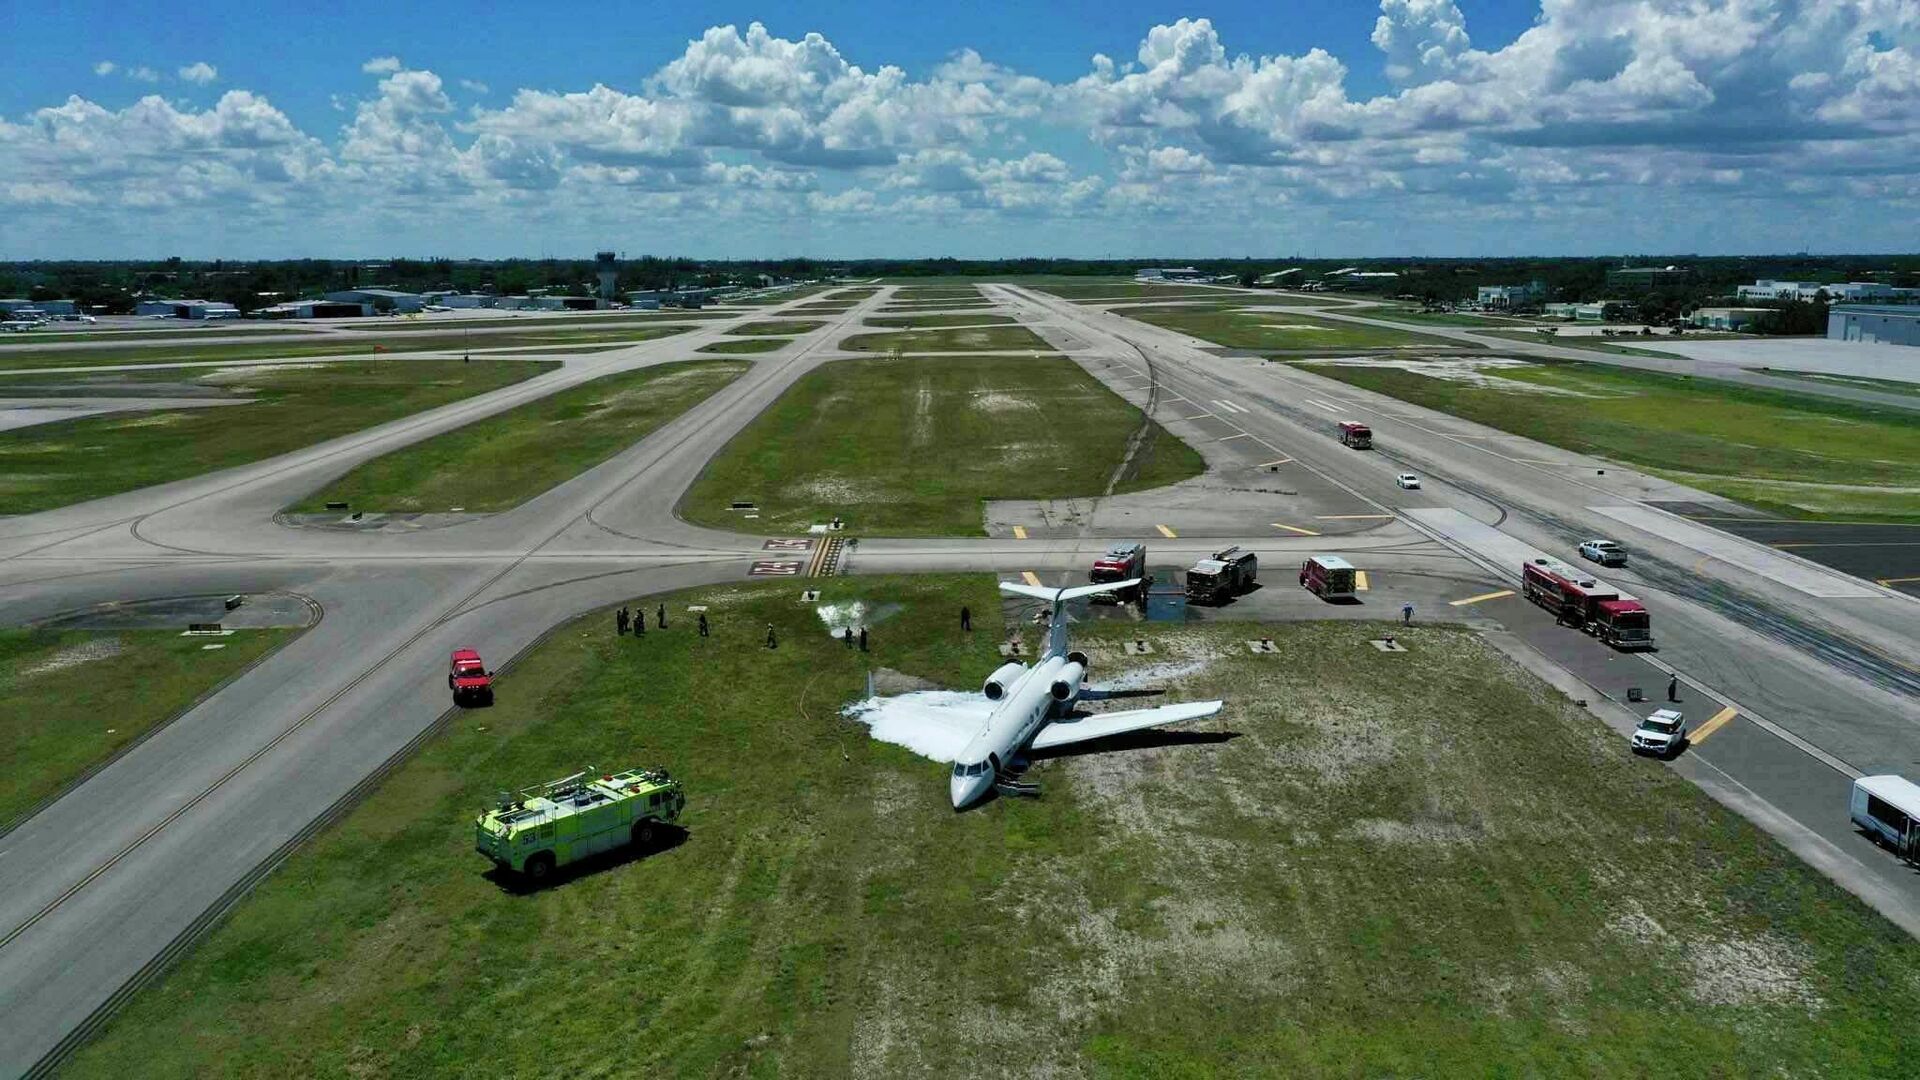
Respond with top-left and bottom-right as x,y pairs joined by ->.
1028,700 -> 1223,751
999,578 -> 1142,606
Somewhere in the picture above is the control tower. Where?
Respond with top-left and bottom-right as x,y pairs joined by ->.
595,251 -> 618,300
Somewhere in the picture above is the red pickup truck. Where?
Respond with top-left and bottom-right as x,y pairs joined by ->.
449,649 -> 494,706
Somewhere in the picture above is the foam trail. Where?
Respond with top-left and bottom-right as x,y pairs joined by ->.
843,691 -> 989,762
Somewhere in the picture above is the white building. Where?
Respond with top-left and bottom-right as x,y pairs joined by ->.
1738,280 -> 1920,303
324,288 -> 424,313
1135,267 -> 1207,282
1,298 -> 77,317
1829,305 -> 1920,346
134,298 -> 240,319
422,293 -> 494,309
1689,307 -> 1771,331
1542,301 -> 1622,322
1476,281 -> 1545,309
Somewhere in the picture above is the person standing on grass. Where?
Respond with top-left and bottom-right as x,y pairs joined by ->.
766,623 -> 777,649
843,625 -> 854,649
657,603 -> 667,630
698,612 -> 709,638
859,625 -> 869,652
961,606 -> 972,632
1402,602 -> 1414,626
616,607 -> 628,636
635,610 -> 645,637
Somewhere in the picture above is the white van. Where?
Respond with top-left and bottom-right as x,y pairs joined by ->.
1850,775 -> 1920,860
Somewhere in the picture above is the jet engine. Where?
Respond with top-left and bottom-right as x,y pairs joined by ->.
1049,661 -> 1086,704
983,661 -> 1025,700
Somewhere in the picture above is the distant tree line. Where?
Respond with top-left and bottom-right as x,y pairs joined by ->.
1,253 -> 1913,324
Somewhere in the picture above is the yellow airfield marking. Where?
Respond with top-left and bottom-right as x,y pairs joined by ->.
1316,514 -> 1395,520
1156,524 -> 1178,539
1217,433 -> 1252,441
1021,571 -> 1043,587
1448,589 -> 1515,607
1011,525 -> 1028,540
1354,571 -> 1370,591
1184,413 -> 1215,421
1690,706 -> 1739,745
1257,458 -> 1293,467
1878,575 -> 1920,586
1270,523 -> 1320,536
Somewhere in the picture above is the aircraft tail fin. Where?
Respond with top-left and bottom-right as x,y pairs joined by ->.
998,578 -> 1142,657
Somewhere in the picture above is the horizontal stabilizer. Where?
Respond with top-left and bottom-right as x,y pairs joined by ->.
1029,700 -> 1222,751
999,578 -> 1142,606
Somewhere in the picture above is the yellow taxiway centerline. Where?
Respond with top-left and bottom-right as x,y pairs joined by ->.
1448,589 -> 1515,607
1021,571 -> 1043,587
1689,706 -> 1739,745
1156,524 -> 1178,538
1011,525 -> 1027,540
1354,570 -> 1370,591
1257,458 -> 1293,467
1270,523 -> 1320,536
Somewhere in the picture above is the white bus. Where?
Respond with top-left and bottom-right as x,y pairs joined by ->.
1850,775 -> 1920,860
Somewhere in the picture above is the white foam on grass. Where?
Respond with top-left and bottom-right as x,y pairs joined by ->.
1307,356 -> 1600,395
815,600 -> 903,637
843,691 -> 989,762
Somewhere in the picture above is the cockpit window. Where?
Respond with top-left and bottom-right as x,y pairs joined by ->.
953,763 -> 968,778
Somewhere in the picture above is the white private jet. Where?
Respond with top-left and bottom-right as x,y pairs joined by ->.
858,578 -> 1224,809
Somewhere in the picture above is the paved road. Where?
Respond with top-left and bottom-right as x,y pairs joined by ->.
1,281 -> 1916,1074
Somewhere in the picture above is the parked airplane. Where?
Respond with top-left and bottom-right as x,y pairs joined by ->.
858,578 -> 1224,809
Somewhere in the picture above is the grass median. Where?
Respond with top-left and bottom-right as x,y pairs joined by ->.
864,313 -> 1015,329
66,579 -> 1920,1077
680,353 -> 1202,534
697,338 -> 789,354
1112,303 -> 1456,350
0,358 -> 552,514
1303,357 -> 1920,521
294,360 -> 747,514
1,628 -> 297,831
727,319 -> 825,336
839,325 -> 1050,353
0,325 -> 693,372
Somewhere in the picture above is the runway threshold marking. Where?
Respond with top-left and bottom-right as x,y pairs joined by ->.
1270,523 -> 1319,536
1355,570 -> 1370,591
1448,589 -> 1515,606
1021,571 -> 1043,587
1156,524 -> 1178,538
1012,525 -> 1028,540
1690,706 -> 1739,745
1303,399 -> 1341,412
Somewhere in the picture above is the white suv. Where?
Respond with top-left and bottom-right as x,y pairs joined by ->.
1631,709 -> 1687,757
1579,539 -> 1627,566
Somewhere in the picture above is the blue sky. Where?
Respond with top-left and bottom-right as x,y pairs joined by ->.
2,1 -> 1916,259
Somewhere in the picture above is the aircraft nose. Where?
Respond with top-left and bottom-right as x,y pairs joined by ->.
950,774 -> 970,809
951,772 -> 989,810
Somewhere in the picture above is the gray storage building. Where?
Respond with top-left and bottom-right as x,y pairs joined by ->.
1828,305 -> 1920,347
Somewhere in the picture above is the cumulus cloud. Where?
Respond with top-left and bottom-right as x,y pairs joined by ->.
8,6 -> 1920,253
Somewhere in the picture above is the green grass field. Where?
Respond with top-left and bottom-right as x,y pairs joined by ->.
864,314 -> 1016,329
1112,304 -> 1456,350
1369,309 -> 1538,327
787,303 -> 855,315
0,359 -> 552,514
1764,370 -> 1920,398
680,354 -> 1202,534
1304,358 -> 1920,521
294,360 -> 746,514
891,286 -> 981,301
0,325 -> 694,371
839,325 -> 1050,353
697,338 -> 789,354
727,320 -> 825,336
1474,329 -> 1680,359
66,578 -> 1920,1077
1034,281 -> 1230,301
1,628 -> 296,830
0,326 -> 318,344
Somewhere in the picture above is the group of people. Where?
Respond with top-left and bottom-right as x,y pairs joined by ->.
616,603 -> 709,639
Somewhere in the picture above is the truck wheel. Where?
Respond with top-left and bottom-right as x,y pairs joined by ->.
633,821 -> 656,849
524,852 -> 555,881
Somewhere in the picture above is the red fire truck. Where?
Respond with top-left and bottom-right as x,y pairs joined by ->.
1089,542 -> 1149,603
1520,557 -> 1653,649
1298,555 -> 1357,599
1337,421 -> 1373,449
